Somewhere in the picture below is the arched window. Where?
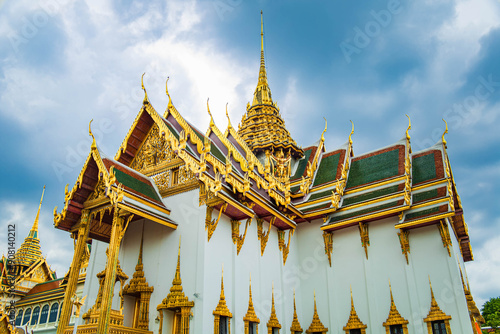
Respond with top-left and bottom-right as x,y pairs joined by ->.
22,308 -> 31,326
49,303 -> 59,322
40,305 -> 49,324
15,310 -> 23,326
31,306 -> 40,325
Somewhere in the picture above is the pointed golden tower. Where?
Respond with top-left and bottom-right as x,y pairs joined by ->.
290,290 -> 303,333
238,11 -> 303,159
15,186 -> 45,267
267,284 -> 281,332
244,275 -> 260,333
306,291 -> 328,334
343,287 -> 367,334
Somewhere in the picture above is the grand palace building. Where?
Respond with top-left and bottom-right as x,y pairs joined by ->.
1,13 -> 484,334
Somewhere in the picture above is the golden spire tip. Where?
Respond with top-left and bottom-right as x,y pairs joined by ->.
442,119 -> 448,147
321,117 -> 327,142
89,119 -> 96,149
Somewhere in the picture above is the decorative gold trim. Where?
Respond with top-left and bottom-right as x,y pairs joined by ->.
218,191 -> 255,218
232,218 -> 252,255
323,231 -> 333,267
397,230 -> 410,265
319,205 -> 410,227
424,277 -> 452,334
305,292 -> 328,334
383,282 -> 409,334
358,223 -> 369,260
278,229 -> 295,265
394,211 -> 454,230
206,203 -> 228,242
437,220 -> 452,257
266,284 -> 281,333
257,217 -> 274,256
290,290 -> 303,333
343,287 -> 367,334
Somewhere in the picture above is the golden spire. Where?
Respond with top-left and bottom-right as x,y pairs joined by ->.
31,185 -> 45,236
251,10 -> 272,106
290,290 -> 303,333
243,274 -> 259,323
267,283 -> 281,329
213,265 -> 232,317
424,277 -> 451,323
343,286 -> 367,332
15,186 -> 46,267
383,281 -> 408,329
349,120 -> 354,146
159,235 -> 194,309
306,291 -> 328,333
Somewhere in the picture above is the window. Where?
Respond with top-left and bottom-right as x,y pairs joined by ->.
248,322 -> 257,334
15,310 -> 23,326
350,329 -> 362,334
49,303 -> 59,322
272,328 -> 279,334
390,325 -> 404,334
431,321 -> 447,334
23,308 -> 31,326
219,316 -> 228,334
40,305 -> 49,324
31,306 -> 40,325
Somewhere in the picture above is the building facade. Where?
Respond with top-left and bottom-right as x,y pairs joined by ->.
44,14 -> 484,334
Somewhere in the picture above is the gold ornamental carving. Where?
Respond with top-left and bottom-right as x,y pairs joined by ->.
232,218 -> 252,255
358,223 -> 369,260
323,231 -> 333,267
257,217 -> 274,256
423,278 -> 452,334
437,220 -> 452,257
343,287 -> 367,334
278,229 -> 294,265
130,124 -> 176,173
306,292 -> 328,334
397,230 -> 410,265
383,283 -> 409,334
206,203 -> 228,242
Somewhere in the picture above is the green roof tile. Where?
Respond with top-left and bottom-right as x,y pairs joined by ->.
412,153 -> 437,184
291,149 -> 313,180
412,189 -> 439,204
313,152 -> 341,186
405,206 -> 441,221
328,201 -> 399,223
113,168 -> 162,203
346,149 -> 400,189
342,185 -> 399,206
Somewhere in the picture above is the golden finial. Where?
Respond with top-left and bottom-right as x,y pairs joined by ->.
321,117 -> 327,142
261,10 -> 264,56
405,114 -> 411,141
442,119 -> 448,148
349,120 -> 354,145
32,185 -> 45,233
220,264 -> 225,299
89,119 -> 96,150
226,103 -> 233,129
141,73 -> 149,103
428,276 -> 435,301
175,235 -> 181,280
207,98 -> 214,128
166,76 -> 173,108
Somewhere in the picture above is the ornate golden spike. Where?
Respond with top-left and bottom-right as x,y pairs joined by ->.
89,119 -> 96,150
138,224 -> 144,266
321,117 -> 327,142
349,120 -> 354,145
221,264 -> 225,299
32,185 -> 45,233
226,103 -> 233,129
207,98 -> 215,128
175,235 -> 181,281
442,119 -> 449,148
405,114 -> 411,141
141,73 -> 149,103
257,10 -> 268,89
165,76 -> 173,107
428,276 -> 436,303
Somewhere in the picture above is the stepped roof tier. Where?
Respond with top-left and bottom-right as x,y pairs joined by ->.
237,12 -> 303,159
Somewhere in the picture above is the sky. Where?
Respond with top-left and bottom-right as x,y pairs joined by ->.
0,0 -> 499,309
